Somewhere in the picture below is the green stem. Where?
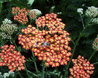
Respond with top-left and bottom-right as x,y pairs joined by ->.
17,71 -> 23,78
24,63 -> 30,78
88,51 -> 97,61
42,64 -> 45,78
32,52 -> 39,73
80,14 -> 85,29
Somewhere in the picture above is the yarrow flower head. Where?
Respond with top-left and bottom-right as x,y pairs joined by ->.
12,7 -> 30,24
2,18 -> 12,24
69,55 -> 94,78
77,8 -> 83,14
92,35 -> 98,51
31,31 -> 72,67
36,13 -> 65,31
0,45 -> 26,72
85,6 -> 98,17
0,23 -> 17,35
18,25 -> 46,49
29,9 -> 42,19
18,13 -> 72,67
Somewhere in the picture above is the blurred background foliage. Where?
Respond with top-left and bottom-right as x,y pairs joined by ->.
0,0 -> 98,78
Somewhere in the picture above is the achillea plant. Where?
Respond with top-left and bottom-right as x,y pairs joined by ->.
0,19 -> 17,39
32,31 -> 72,67
18,13 -> 72,67
69,56 -> 94,78
0,24 -> 17,35
18,25 -> 45,49
85,6 -> 98,18
36,13 -> 65,32
0,45 -> 26,72
12,7 -> 29,24
2,18 -> 12,24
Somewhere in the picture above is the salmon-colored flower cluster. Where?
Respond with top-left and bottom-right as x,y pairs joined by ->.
12,7 -> 29,24
36,13 -> 65,31
0,45 -> 26,72
31,31 -> 71,67
69,55 -> 94,78
18,13 -> 72,67
18,25 -> 46,49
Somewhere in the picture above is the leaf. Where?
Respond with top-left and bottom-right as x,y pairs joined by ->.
27,0 -> 34,6
0,3 -> 2,13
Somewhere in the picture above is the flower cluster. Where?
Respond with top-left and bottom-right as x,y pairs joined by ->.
77,8 -> 83,14
92,35 -> 98,51
12,7 -> 29,24
0,45 -> 26,72
0,19 -> 17,39
18,13 -> 72,67
85,6 -> 98,18
31,31 -> 72,67
0,24 -> 17,35
29,9 -> 42,19
69,55 -> 94,78
2,18 -> 12,24
36,13 -> 65,31
18,25 -> 45,49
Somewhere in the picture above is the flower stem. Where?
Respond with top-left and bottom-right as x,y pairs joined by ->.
88,50 -> 97,61
17,71 -> 23,78
24,63 -> 30,78
32,52 -> 39,73
42,64 -> 45,78
80,14 -> 85,29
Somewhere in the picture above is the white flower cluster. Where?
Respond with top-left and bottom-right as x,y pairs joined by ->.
0,71 -> 14,78
2,18 -> 12,24
77,8 -> 83,14
0,18 -> 18,39
0,24 -> 17,35
85,6 -> 98,17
